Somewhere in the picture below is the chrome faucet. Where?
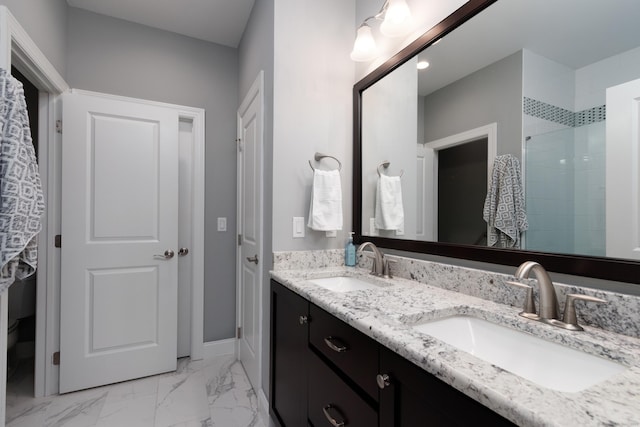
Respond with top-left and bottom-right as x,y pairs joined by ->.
357,242 -> 385,277
514,261 -> 559,321
507,261 -> 608,331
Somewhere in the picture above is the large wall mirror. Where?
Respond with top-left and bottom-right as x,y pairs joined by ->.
353,0 -> 640,283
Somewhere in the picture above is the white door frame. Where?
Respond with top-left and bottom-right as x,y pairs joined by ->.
0,7 -> 206,408
236,71 -> 264,390
422,123 -> 497,240
0,6 -> 68,414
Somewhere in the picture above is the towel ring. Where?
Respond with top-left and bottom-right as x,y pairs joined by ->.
309,152 -> 342,171
377,161 -> 404,177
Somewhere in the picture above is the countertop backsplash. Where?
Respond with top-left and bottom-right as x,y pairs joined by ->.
272,249 -> 640,338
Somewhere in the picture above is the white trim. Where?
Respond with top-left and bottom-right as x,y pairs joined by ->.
236,70 -> 265,394
257,388 -> 270,425
203,338 -> 237,359
0,6 -> 70,414
0,6 -> 68,93
424,123 -> 498,240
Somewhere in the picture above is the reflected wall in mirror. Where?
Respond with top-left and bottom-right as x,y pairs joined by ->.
354,0 -> 640,282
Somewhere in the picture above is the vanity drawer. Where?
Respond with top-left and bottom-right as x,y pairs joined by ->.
308,351 -> 377,427
309,304 -> 379,400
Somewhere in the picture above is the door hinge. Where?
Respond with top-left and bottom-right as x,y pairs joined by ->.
236,138 -> 243,152
237,234 -> 242,246
237,327 -> 242,339
52,351 -> 60,365
54,234 -> 62,248
56,119 -> 62,134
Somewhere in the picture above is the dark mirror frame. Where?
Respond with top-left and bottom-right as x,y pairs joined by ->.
353,0 -> 640,284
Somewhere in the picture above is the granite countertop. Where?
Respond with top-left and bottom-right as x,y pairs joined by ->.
271,266 -> 640,427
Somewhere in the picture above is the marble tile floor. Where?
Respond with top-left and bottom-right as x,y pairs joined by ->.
6,355 -> 272,427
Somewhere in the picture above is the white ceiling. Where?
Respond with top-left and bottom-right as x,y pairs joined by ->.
66,0 -> 256,48
417,0 -> 640,96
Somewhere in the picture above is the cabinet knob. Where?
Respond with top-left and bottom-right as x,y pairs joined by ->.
299,315 -> 308,325
377,373 -> 391,389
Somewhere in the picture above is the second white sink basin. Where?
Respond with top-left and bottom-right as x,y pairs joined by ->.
306,276 -> 384,293
413,315 -> 626,392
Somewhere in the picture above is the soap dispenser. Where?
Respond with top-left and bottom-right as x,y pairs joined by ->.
345,232 -> 356,267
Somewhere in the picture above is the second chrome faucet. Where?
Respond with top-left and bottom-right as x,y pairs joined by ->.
507,261 -> 606,331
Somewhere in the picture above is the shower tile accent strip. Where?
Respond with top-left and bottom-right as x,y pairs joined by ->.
273,250 -> 640,339
523,97 -> 606,127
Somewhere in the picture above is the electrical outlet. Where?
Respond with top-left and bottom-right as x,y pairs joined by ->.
217,217 -> 227,232
326,230 -> 337,238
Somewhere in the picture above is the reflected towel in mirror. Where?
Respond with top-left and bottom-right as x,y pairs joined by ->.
483,154 -> 528,248
375,175 -> 404,231
308,169 -> 343,231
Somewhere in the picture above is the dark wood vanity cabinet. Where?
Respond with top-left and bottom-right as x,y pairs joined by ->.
378,345 -> 515,427
270,279 -> 515,427
270,280 -> 310,427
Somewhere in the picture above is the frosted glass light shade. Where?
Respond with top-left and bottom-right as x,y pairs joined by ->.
350,24 -> 378,62
380,0 -> 412,38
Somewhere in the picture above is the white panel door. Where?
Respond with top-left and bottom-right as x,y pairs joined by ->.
416,144 -> 436,241
60,92 -> 179,393
237,73 -> 263,392
606,78 -> 640,259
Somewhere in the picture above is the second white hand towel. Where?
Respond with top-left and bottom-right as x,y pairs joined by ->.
308,169 -> 343,231
375,174 -> 404,231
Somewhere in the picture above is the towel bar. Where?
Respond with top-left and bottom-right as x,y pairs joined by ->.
377,160 -> 404,177
309,152 -> 342,171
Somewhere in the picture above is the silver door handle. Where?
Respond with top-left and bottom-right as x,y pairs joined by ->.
154,249 -> 175,260
246,254 -> 259,264
178,248 -> 189,257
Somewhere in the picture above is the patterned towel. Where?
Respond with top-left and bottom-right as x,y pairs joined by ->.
483,154 -> 528,248
0,69 -> 45,293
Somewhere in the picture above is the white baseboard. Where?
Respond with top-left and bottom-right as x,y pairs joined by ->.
202,338 -> 236,359
257,388 -> 270,425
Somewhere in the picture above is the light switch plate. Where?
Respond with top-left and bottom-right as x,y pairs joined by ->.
293,217 -> 305,238
217,217 -> 227,232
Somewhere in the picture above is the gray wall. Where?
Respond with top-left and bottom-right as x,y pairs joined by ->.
0,0 -> 67,78
423,51 -> 523,159
66,7 -> 239,342
272,0 -> 355,252
237,0 -> 274,398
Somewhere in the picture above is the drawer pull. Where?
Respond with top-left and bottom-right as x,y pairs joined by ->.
323,404 -> 346,427
299,315 -> 309,325
324,336 -> 348,353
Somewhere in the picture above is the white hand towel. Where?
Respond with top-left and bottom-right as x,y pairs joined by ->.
308,169 -> 343,231
375,175 -> 404,231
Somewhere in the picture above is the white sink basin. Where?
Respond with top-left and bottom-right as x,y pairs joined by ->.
306,276 -> 384,293
413,315 -> 626,392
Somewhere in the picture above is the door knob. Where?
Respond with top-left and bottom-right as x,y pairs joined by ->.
246,254 -> 259,264
178,247 -> 189,256
154,249 -> 175,260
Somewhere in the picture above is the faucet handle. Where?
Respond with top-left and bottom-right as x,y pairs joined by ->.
383,258 -> 397,279
505,281 -> 538,319
561,294 -> 607,331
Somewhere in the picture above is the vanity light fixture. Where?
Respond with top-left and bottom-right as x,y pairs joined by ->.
350,0 -> 413,62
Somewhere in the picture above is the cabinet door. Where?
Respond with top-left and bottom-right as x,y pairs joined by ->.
270,280 -> 310,427
378,347 -> 515,427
